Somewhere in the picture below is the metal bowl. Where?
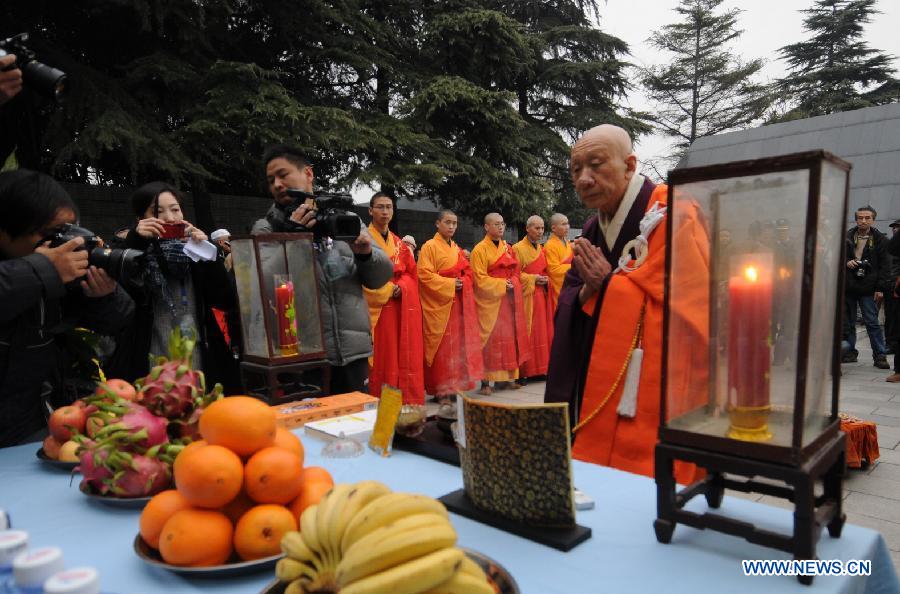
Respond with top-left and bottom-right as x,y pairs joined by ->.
134,535 -> 282,577
82,491 -> 152,509
258,547 -> 518,593
36,447 -> 78,471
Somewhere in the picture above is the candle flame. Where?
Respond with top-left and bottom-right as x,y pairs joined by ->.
744,266 -> 759,282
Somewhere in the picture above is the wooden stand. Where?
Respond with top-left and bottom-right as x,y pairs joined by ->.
240,360 -> 331,404
654,432 -> 846,585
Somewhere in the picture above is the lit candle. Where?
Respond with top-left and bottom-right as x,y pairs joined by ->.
275,279 -> 298,355
725,256 -> 775,446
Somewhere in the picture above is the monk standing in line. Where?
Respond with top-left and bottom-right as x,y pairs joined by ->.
363,192 -> 425,404
470,213 -> 530,395
418,210 -> 483,402
544,213 -> 574,312
544,124 -> 706,485
512,215 -> 553,382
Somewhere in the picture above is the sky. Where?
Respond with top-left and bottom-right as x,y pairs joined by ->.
595,0 -> 900,174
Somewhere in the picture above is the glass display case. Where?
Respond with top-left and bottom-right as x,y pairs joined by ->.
654,151 -> 850,584
230,233 -> 326,364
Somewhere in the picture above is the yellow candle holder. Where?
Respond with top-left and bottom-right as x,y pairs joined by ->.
727,404 -> 773,442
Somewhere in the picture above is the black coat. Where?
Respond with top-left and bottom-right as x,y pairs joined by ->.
0,253 -> 135,446
104,230 -> 242,393
844,227 -> 892,296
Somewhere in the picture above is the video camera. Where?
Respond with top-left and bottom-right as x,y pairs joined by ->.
45,224 -> 143,283
0,33 -> 67,103
283,189 -> 361,242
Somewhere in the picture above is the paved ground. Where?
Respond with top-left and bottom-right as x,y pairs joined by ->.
429,328 -> 900,572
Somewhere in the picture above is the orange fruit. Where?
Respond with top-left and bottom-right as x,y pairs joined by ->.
159,509 -> 233,567
233,504 -> 297,561
244,447 -> 304,504
174,444 -> 243,509
272,427 -> 305,461
288,480 -> 333,525
172,439 -> 207,476
301,466 -> 334,487
222,490 -> 256,524
140,490 -> 193,550
199,396 -> 276,457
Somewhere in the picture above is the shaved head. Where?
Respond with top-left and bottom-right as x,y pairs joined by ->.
573,124 -> 633,159
570,124 -> 637,215
549,213 -> 568,227
550,212 -> 570,240
526,215 -> 544,228
483,212 -> 505,240
436,209 -> 456,222
484,212 -> 503,225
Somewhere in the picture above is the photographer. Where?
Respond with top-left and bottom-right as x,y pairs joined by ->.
842,205 -> 891,369
253,145 -> 392,393
105,182 -> 241,391
0,170 -> 134,447
0,53 -> 23,105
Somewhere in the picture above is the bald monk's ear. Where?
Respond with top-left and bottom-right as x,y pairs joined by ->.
624,153 -> 637,175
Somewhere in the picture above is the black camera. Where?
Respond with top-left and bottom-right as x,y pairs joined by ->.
283,189 -> 361,242
46,224 -> 143,283
855,259 -> 870,279
0,33 -> 67,103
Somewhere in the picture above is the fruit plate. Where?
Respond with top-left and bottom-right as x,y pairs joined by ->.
257,547 -> 520,594
82,490 -> 152,509
134,535 -> 283,577
36,448 -> 79,471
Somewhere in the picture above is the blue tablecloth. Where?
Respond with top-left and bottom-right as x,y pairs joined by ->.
1,437 -> 897,594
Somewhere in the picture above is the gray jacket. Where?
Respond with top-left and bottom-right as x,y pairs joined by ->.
252,204 -> 393,366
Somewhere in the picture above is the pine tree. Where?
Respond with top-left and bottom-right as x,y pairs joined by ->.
640,0 -> 771,159
775,0 -> 897,120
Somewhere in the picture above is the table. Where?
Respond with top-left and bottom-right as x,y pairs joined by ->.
1,437 -> 897,594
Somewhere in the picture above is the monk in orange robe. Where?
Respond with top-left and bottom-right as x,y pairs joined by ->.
545,124 -> 706,486
363,192 -> 425,404
471,213 -> 530,395
418,210 -> 483,399
512,215 -> 553,380
544,213 -> 573,312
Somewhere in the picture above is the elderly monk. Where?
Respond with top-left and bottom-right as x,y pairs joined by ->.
418,210 -> 483,400
471,213 -> 530,395
545,124 -> 707,485
544,213 -> 574,311
512,215 -> 554,380
362,192 -> 425,404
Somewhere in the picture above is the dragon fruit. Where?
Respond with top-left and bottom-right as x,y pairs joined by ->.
107,454 -> 171,498
136,328 -> 206,419
75,439 -> 182,498
173,382 -> 224,440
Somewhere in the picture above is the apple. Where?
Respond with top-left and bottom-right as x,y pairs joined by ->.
94,379 -> 137,402
48,405 -> 87,442
42,435 -> 63,459
58,440 -> 80,462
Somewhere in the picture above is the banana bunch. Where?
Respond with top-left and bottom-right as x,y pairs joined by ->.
276,480 -> 495,594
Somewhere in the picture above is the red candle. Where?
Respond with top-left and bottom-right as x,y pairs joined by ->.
728,260 -> 772,409
275,281 -> 297,352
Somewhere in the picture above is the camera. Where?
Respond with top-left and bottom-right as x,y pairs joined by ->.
283,189 -> 361,242
45,224 -> 143,283
855,259 -> 870,279
0,33 -> 67,103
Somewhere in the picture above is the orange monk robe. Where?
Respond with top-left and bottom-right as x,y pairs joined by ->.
572,188 -> 708,486
544,234 -> 573,312
512,238 -> 554,377
363,225 -> 425,404
418,234 -> 483,395
470,237 -> 530,382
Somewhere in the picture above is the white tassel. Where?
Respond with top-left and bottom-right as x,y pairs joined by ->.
616,347 -> 643,418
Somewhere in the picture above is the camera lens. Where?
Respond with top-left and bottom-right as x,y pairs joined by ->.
21,60 -> 67,103
88,247 -> 143,282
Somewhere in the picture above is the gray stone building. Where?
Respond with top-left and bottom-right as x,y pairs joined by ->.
681,103 -> 900,228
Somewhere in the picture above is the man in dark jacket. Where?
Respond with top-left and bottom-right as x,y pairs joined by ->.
0,170 -> 135,446
842,205 -> 891,369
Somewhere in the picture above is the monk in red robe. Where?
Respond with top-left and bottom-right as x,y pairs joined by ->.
512,215 -> 553,380
363,192 -> 425,404
545,124 -> 707,486
418,210 -> 483,400
544,213 -> 573,312
471,213 -> 530,395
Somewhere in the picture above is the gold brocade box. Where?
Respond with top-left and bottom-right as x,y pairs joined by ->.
655,151 -> 850,584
